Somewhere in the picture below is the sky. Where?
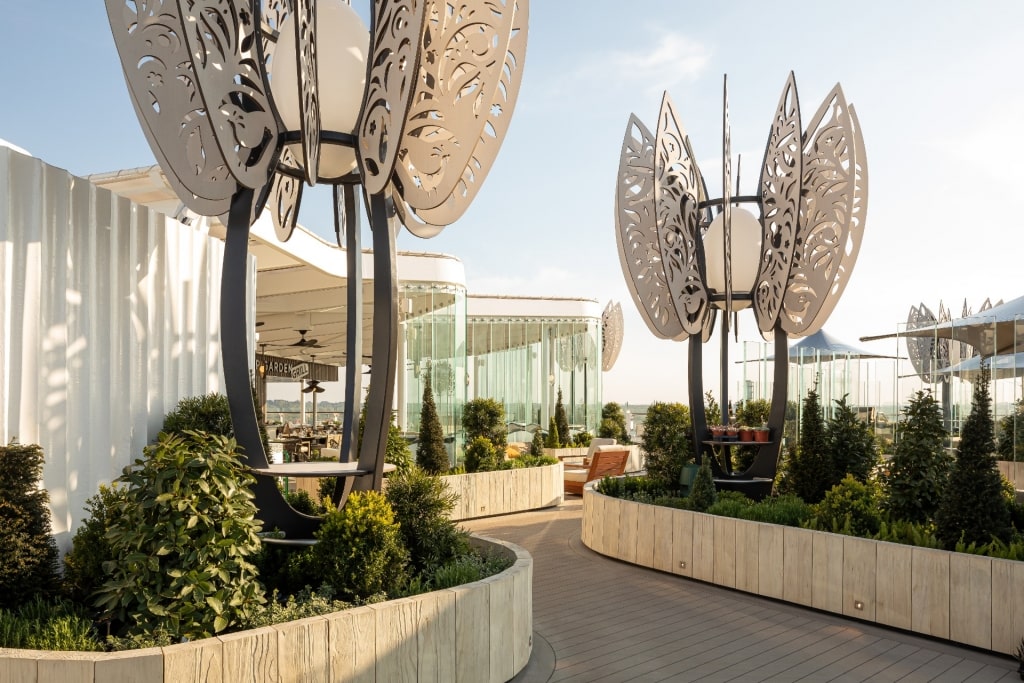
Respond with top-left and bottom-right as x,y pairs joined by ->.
2,1 -> 1023,408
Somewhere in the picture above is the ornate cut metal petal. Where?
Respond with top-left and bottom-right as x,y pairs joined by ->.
615,115 -> 685,341
781,84 -> 861,336
395,0 -> 519,213
269,150 -> 302,242
106,0 -> 236,216
259,0 -> 289,58
394,194 -> 445,238
295,0 -> 320,184
412,0 -> 528,227
358,0 -> 427,195
177,0 -> 280,190
601,301 -> 624,372
653,93 -> 708,336
754,72 -> 802,337
906,303 -> 936,380
802,101 -> 868,334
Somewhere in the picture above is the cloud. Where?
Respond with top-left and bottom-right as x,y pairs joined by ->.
573,29 -> 710,97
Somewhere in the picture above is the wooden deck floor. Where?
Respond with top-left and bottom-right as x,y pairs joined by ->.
464,499 -> 1021,683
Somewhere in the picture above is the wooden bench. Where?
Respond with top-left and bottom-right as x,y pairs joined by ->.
563,446 -> 630,495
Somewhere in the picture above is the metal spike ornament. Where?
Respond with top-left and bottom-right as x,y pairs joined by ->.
614,73 -> 868,497
107,0 -> 529,538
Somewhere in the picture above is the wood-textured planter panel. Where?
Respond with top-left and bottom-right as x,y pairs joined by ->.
617,500 -> 640,564
652,506 -> 675,573
782,527 -> 813,607
734,519 -> 760,593
810,530 -> 844,613
692,513 -> 715,583
911,547 -> 950,639
758,524 -> 784,599
991,558 -> 1024,654
327,605 -> 376,683
949,553 -> 992,650
875,542 -> 912,631
372,598 -> 419,682
712,516 -> 737,588
413,590 -> 456,683
164,639 -> 222,683
842,536 -> 876,621
275,615 -> 330,683
635,499 -> 657,569
671,507 -> 694,577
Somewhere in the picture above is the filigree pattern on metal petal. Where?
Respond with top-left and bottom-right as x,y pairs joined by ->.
295,0 -> 320,184
412,0 -> 528,227
722,77 -> 733,328
754,73 -> 802,336
259,0 -> 289,57
395,0 -> 517,212
358,0 -> 427,194
394,194 -> 445,238
269,150 -> 302,242
781,85 -> 857,336
106,0 -> 236,216
906,303 -> 937,380
615,115 -> 685,340
178,0 -> 280,189
601,301 -> 624,372
654,93 -> 708,335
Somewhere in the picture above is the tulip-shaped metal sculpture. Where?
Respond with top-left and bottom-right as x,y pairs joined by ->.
107,0 -> 528,537
615,74 -> 867,495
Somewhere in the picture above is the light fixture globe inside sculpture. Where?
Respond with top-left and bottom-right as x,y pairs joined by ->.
703,208 -> 762,310
270,0 -> 369,179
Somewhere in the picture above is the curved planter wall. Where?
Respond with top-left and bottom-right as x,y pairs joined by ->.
443,463 -> 563,520
0,536 -> 533,683
582,486 -> 1024,657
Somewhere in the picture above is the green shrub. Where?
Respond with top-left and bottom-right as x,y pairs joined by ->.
529,429 -> 545,456
596,474 -> 676,500
827,396 -> 877,483
599,402 -> 631,444
95,431 -> 266,640
462,398 -> 507,452
783,387 -> 834,504
545,417 -> 560,448
416,369 -> 450,475
284,489 -> 321,516
507,453 -> 558,468
299,491 -> 408,601
384,466 -> 468,576
733,399 -> 771,471
882,390 -> 951,524
996,398 -> 1024,461
706,493 -> 752,519
873,518 -> 940,548
554,389 -> 570,447
744,494 -> 813,527
464,436 -> 499,473
805,475 -> 881,537
935,366 -> 1013,549
385,418 -> 413,474
242,586 -> 353,629
0,442 -> 60,608
641,402 -> 694,489
162,393 -> 233,437
0,597 -> 100,651
688,459 -> 717,512
63,484 -> 128,607
573,431 -> 593,447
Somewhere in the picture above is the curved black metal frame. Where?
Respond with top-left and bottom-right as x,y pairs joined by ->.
220,180 -> 397,538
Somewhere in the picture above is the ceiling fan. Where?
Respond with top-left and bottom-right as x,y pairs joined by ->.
302,379 -> 325,394
291,330 -> 323,348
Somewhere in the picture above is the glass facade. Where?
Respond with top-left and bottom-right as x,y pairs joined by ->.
396,282 -> 468,463
468,315 -> 602,443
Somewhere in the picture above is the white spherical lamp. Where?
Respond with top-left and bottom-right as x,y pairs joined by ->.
703,207 -> 763,310
270,0 -> 369,179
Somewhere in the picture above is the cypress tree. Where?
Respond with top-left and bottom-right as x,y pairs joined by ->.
0,442 -> 60,607
827,396 -> 877,483
529,428 -> 545,456
785,386 -> 833,503
416,368 -> 449,474
881,390 -> 950,524
935,366 -> 1012,548
554,388 -> 570,447
545,416 -> 560,448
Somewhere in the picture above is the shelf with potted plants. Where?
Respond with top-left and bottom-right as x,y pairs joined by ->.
702,424 -> 773,446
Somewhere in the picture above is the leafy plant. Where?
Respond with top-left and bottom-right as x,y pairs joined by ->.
384,416 -> 413,474
242,586 -> 352,629
95,431 -> 266,640
427,552 -> 512,590
462,398 -> 507,452
935,365 -> 1013,549
297,491 -> 408,602
573,431 -> 593,447
554,388 -> 570,447
416,366 -> 449,474
743,494 -> 812,527
464,436 -> 499,473
640,402 -> 694,489
596,474 -> 676,500
506,454 -> 558,468
63,483 -> 128,607
806,475 -> 881,537
284,489 -> 321,516
688,460 -> 717,512
881,389 -> 951,524
384,466 -> 468,576
0,441 -> 60,608
783,386 -> 833,503
996,398 -> 1024,461
733,398 -> 771,470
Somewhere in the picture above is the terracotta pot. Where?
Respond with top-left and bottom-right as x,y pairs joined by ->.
739,429 -> 754,442
754,429 -> 770,443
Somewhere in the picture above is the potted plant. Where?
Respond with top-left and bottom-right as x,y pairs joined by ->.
709,425 -> 726,440
754,425 -> 771,443
738,426 -> 754,442
723,425 -> 739,441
